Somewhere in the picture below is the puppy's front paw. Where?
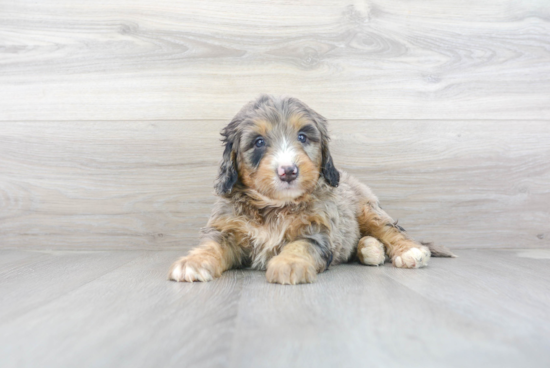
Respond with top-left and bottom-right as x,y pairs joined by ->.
357,236 -> 386,266
266,255 -> 317,285
393,246 -> 430,269
168,255 -> 220,282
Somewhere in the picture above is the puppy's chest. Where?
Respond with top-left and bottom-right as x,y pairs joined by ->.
239,214 -> 306,269
243,214 -> 301,250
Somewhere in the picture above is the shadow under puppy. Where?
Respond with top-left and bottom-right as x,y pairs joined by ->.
169,95 -> 454,285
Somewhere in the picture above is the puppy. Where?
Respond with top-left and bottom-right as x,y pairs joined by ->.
169,95 -> 453,285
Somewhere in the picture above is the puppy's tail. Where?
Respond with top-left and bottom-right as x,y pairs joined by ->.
421,241 -> 457,258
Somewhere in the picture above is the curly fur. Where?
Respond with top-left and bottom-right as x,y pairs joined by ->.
169,95 -> 455,285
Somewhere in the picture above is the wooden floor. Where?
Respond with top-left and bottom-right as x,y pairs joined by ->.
1,249 -> 550,368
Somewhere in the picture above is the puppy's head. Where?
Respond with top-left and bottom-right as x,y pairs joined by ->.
215,95 -> 339,201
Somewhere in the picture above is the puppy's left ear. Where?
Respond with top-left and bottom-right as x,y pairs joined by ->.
310,109 -> 340,187
321,138 -> 340,187
214,122 -> 240,196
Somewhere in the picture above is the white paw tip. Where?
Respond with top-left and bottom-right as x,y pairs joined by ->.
394,256 -> 403,268
170,266 -> 183,281
394,247 -> 430,268
169,259 -> 214,282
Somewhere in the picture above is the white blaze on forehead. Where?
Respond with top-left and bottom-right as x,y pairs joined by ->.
273,138 -> 296,167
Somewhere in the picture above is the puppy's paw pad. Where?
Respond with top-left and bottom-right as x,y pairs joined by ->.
266,257 -> 317,285
358,237 -> 386,266
393,246 -> 430,269
168,256 -> 216,282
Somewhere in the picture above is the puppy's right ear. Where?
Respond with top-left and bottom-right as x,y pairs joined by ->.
214,124 -> 239,196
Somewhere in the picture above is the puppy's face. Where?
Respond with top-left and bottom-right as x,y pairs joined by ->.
215,95 -> 339,201
238,115 -> 322,200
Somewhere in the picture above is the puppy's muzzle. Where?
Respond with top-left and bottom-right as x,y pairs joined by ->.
278,165 -> 299,183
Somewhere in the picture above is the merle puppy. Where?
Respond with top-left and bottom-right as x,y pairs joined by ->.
169,95 -> 453,285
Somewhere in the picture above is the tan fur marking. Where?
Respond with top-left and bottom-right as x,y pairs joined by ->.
254,154 -> 278,198
288,113 -> 308,131
294,149 -> 320,193
253,119 -> 272,138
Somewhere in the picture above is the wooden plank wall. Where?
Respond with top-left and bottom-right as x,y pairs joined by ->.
1,0 -> 549,250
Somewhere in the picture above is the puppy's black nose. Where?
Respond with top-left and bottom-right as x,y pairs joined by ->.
278,165 -> 299,183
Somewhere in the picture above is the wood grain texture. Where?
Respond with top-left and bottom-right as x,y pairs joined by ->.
230,252 -> 550,368
1,120 -> 548,250
0,251 -> 243,368
0,250 -> 145,323
1,249 -> 550,368
1,0 -> 549,120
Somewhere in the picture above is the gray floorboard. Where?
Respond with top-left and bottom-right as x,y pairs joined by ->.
1,249 -> 549,368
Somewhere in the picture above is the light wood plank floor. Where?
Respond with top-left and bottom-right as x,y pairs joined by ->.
1,249 -> 550,368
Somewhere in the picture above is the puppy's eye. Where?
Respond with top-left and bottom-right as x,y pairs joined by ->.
255,137 -> 265,148
298,133 -> 307,143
